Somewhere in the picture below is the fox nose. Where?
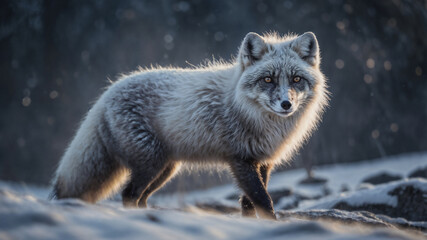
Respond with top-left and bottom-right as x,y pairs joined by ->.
281,100 -> 292,110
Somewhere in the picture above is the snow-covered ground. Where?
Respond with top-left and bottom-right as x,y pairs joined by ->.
0,152 -> 426,240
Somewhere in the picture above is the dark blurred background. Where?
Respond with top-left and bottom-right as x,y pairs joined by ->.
0,0 -> 426,190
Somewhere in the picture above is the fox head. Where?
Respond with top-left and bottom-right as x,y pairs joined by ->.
236,32 -> 325,118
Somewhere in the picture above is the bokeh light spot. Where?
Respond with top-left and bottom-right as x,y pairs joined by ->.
164,34 -> 173,43
350,43 -> 359,52
22,97 -> 31,107
49,90 -> 59,99
335,59 -> 345,69
336,21 -> 345,31
364,74 -> 373,84
415,66 -> 422,76
214,32 -> 225,42
371,130 -> 380,139
384,61 -> 392,71
390,123 -> 399,133
366,58 -> 375,69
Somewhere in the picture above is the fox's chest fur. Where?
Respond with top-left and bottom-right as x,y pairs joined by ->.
160,86 -> 291,163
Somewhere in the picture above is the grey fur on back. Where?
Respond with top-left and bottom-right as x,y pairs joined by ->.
51,32 -> 329,211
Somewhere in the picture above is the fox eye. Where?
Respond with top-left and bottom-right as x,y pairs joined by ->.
264,77 -> 272,83
293,76 -> 301,83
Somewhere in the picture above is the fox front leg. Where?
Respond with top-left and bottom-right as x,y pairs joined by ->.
231,161 -> 276,220
240,164 -> 273,217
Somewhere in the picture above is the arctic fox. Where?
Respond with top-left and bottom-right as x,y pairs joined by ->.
51,32 -> 329,219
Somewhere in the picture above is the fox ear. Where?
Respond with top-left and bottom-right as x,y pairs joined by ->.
239,32 -> 268,68
291,32 -> 320,66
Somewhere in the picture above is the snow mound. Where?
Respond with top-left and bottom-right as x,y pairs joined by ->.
305,179 -> 427,222
0,188 -> 422,240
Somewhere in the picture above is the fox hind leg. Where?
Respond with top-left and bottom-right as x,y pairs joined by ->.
138,162 -> 181,208
121,137 -> 170,208
122,161 -> 168,208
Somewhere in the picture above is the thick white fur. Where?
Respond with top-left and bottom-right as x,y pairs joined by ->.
52,32 -> 329,202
